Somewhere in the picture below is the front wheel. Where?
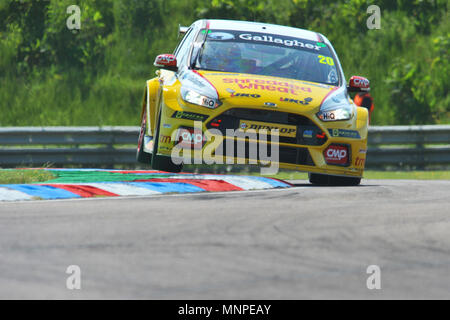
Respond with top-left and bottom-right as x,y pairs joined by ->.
308,173 -> 361,186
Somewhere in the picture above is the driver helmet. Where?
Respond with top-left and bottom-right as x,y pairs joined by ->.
204,42 -> 242,71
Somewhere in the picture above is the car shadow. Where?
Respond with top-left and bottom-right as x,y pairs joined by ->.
288,181 -> 381,187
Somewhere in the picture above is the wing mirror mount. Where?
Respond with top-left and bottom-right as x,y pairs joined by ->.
154,54 -> 178,72
178,25 -> 189,37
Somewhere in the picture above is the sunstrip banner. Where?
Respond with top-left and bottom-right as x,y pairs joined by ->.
0,169 -> 292,202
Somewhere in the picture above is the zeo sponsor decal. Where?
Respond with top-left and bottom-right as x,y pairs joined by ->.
172,111 -> 209,122
324,144 -> 349,166
280,97 -> 313,105
239,120 -> 297,138
229,92 -> 261,98
328,129 -> 361,139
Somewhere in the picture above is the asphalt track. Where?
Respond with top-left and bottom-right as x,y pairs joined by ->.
0,179 -> 449,299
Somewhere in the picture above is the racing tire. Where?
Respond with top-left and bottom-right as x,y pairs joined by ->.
151,108 -> 183,173
136,110 -> 152,164
308,173 -> 361,186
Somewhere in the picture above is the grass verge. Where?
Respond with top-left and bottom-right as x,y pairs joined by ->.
0,169 -> 56,184
0,169 -> 448,185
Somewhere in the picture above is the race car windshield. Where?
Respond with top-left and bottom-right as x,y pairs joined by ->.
194,29 -> 340,86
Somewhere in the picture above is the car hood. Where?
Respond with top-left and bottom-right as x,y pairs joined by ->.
195,70 -> 339,112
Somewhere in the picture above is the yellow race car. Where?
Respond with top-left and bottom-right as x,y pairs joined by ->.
137,19 -> 370,186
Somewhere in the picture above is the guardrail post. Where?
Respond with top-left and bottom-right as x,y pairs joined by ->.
416,128 -> 425,170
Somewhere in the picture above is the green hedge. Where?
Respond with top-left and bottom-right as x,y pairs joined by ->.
0,0 -> 448,126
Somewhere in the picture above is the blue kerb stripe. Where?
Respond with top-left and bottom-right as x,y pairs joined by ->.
128,182 -> 205,193
2,185 -> 81,199
246,176 -> 291,188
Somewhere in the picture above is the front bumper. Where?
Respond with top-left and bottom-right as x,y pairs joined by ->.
155,98 -> 368,178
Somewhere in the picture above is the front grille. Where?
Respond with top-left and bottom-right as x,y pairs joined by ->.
206,108 -> 327,146
214,139 -> 315,166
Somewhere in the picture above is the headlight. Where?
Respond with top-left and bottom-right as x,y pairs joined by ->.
181,87 -> 221,109
316,87 -> 354,121
317,106 -> 352,121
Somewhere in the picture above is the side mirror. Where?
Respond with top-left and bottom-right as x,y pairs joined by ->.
348,76 -> 370,93
154,54 -> 178,72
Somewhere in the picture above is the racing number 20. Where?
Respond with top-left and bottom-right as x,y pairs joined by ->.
318,55 -> 334,66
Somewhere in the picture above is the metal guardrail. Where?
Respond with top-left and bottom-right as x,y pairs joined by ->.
367,125 -> 450,168
0,127 -> 138,167
0,125 -> 449,168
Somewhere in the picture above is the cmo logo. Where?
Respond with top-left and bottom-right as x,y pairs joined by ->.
176,128 -> 205,149
158,54 -> 175,63
326,148 -> 347,160
324,145 -> 349,165
350,76 -> 370,89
